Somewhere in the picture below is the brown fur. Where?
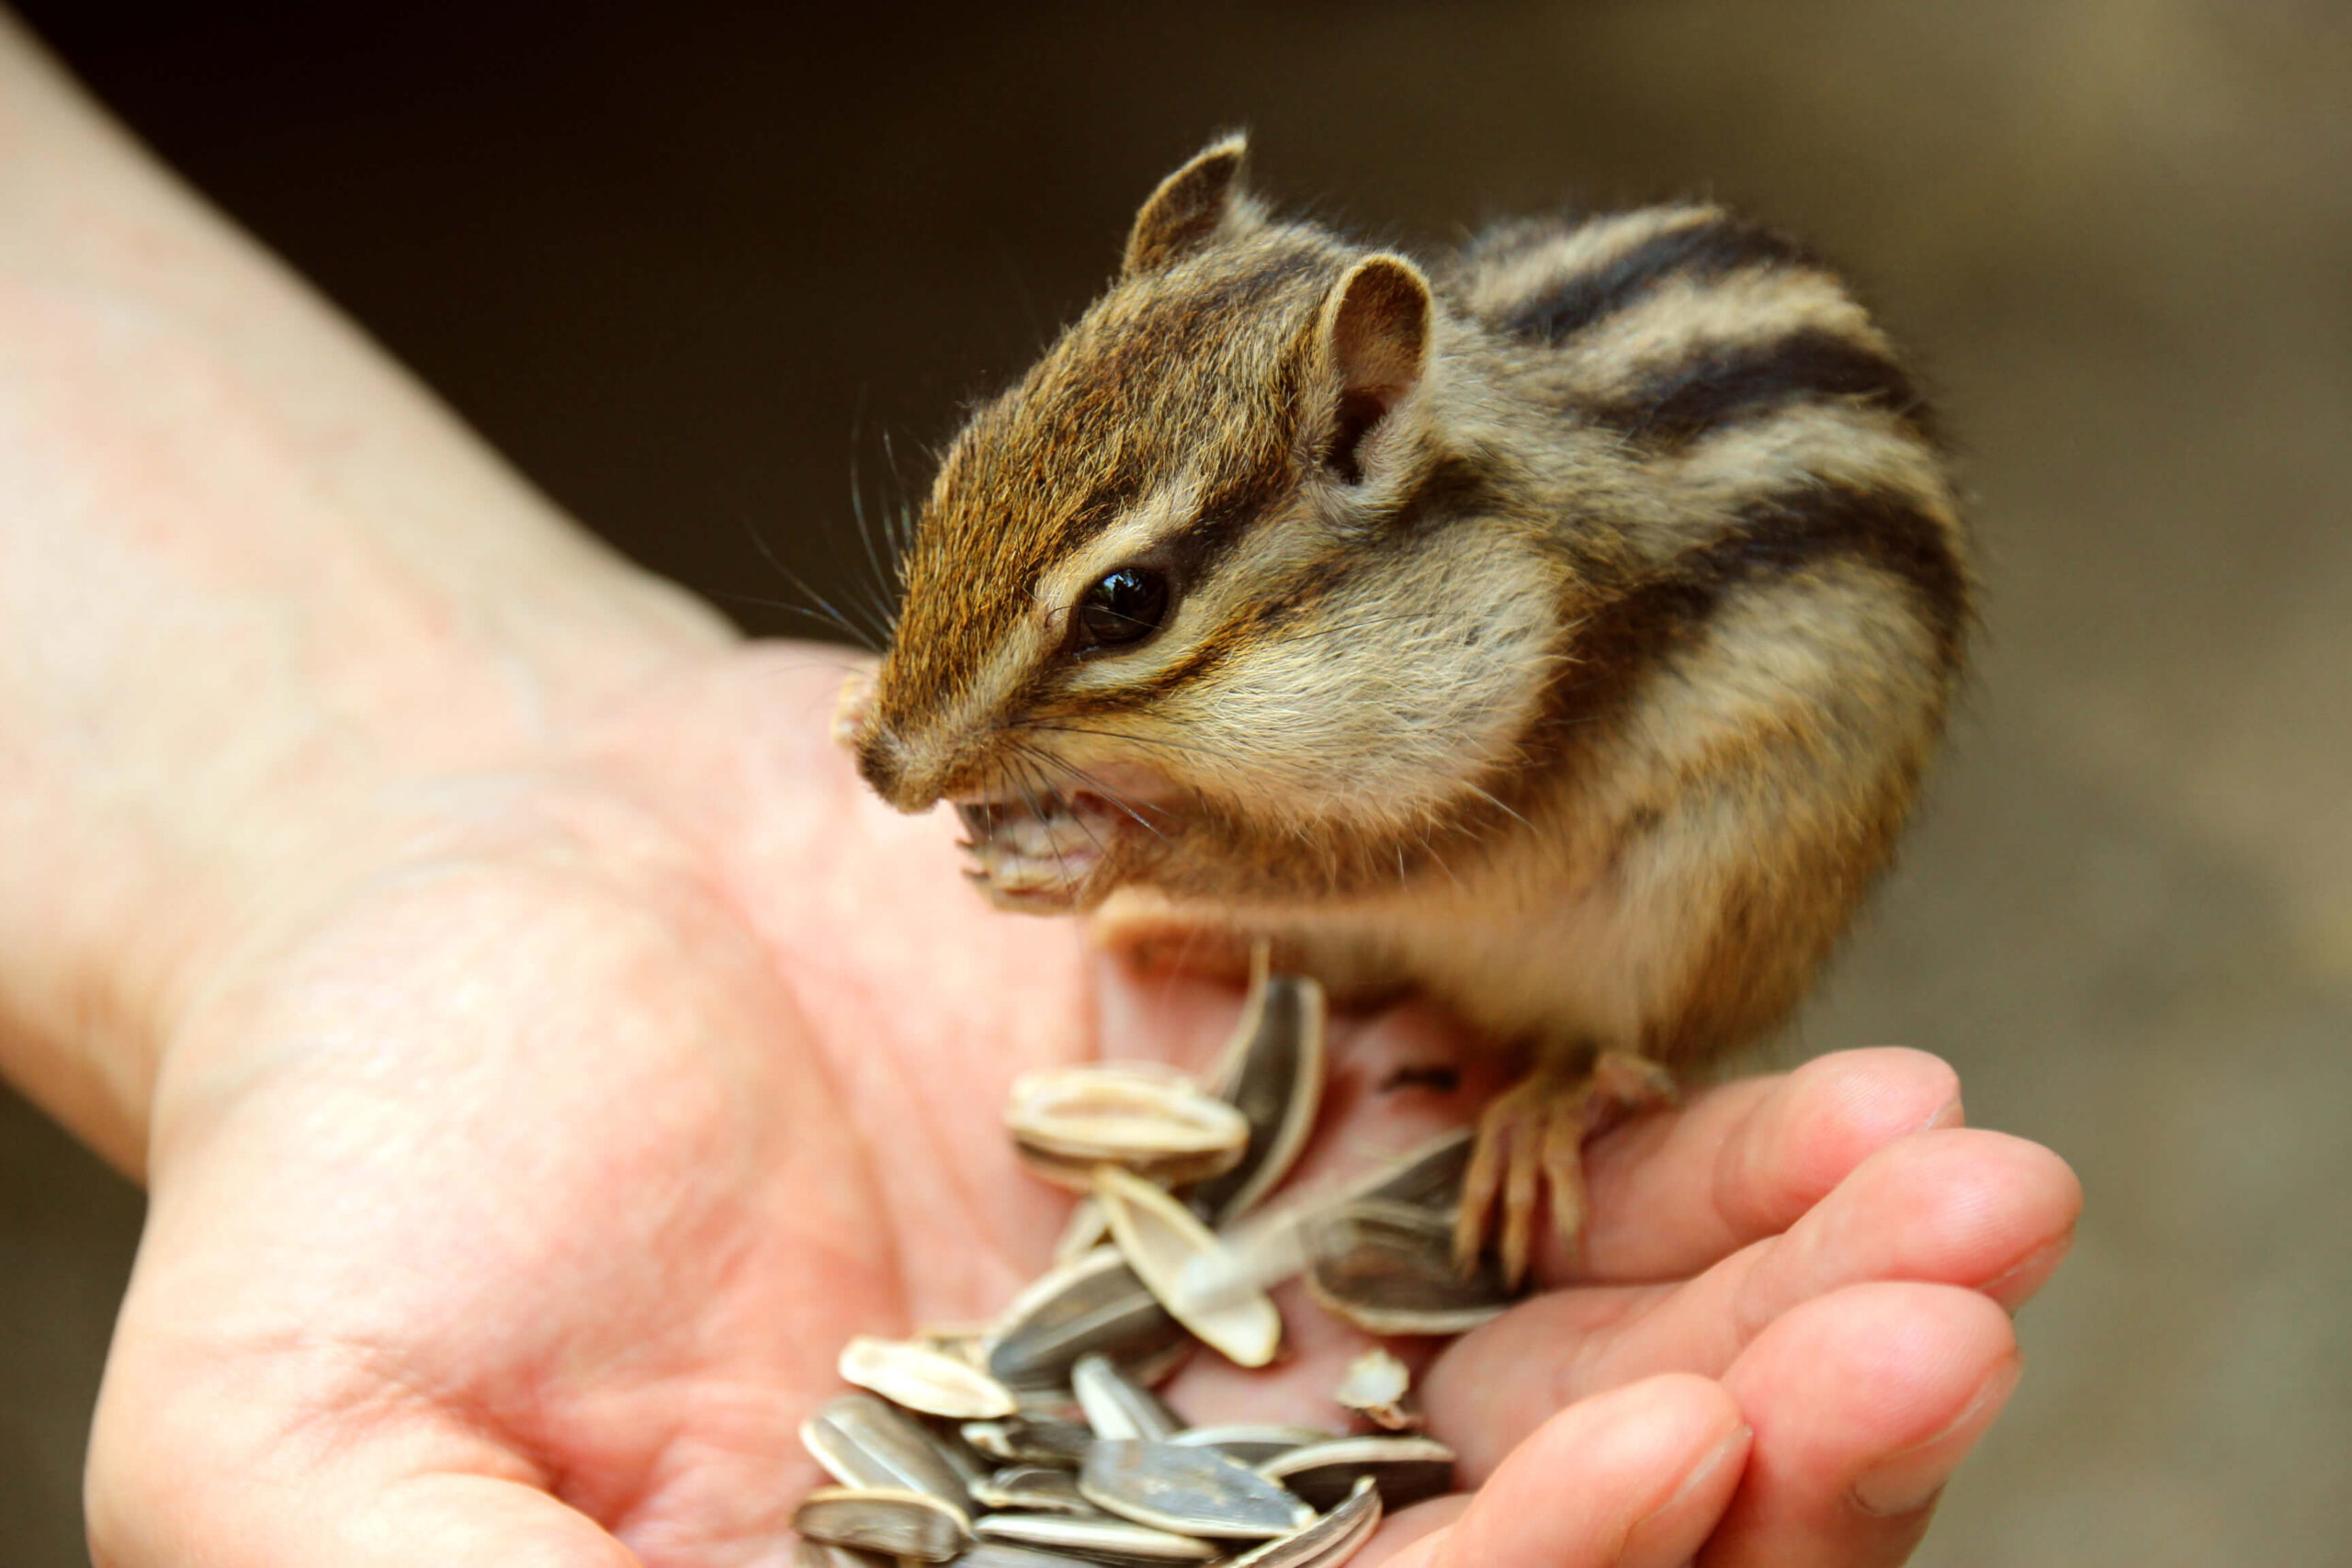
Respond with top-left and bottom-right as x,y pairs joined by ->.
850,136 -> 1970,1077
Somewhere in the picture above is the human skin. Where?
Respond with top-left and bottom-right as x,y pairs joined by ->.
0,15 -> 2080,1567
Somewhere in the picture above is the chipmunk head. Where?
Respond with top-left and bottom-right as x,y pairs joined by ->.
853,135 -> 1564,911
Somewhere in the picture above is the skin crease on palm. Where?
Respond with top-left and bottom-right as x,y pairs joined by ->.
0,16 -> 2082,1568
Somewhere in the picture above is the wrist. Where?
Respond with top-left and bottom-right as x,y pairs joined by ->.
0,17 -> 740,1173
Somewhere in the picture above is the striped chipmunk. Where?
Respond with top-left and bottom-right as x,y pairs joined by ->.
841,135 -> 1970,1284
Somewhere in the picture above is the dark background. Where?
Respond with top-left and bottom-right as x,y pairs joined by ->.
6,2 -> 2349,1562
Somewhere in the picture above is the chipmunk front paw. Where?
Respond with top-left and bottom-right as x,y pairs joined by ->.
1455,1048 -> 1679,1287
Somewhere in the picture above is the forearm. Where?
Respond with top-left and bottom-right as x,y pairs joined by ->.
0,15 -> 733,1175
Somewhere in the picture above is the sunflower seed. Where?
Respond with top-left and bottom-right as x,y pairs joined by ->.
794,1487 -> 972,1562
1166,1425 -> 1336,1464
1218,1477 -> 1383,1568
795,1541 -> 892,1568
1096,1167 -> 1283,1368
1302,1200 -> 1516,1336
931,1426 -> 995,1496
1189,970 -> 1328,1224
1015,1385 -> 1090,1417
961,1416 -> 1096,1468
1006,1063 -> 1250,1190
946,1545 -> 1110,1568
974,1512 -> 1219,1562
1259,1436 -> 1455,1512
1071,1352 -> 1183,1442
1080,1438 -> 1317,1540
789,973 -> 1515,1568
1053,1197 -> 1113,1263
981,1246 -> 1191,1390
840,1335 -> 1019,1419
1345,1129 -> 1475,1212
1332,1348 -> 1419,1432
971,1465 -> 1098,1516
800,1394 -> 975,1518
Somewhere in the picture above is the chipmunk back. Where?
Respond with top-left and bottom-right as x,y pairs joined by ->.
846,135 -> 1968,1272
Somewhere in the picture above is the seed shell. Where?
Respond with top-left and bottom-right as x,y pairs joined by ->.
839,1335 -> 1019,1419
1006,1063 -> 1250,1190
1332,1348 -> 1419,1431
794,1487 -> 972,1562
946,1545 -> 1111,1568
795,1541 -> 892,1568
1259,1436 -> 1455,1512
971,1465 -> 1096,1516
974,1511 -> 1220,1562
1302,1200 -> 1516,1336
1096,1167 -> 1283,1368
1343,1130 -> 1476,1213
1219,1476 -> 1384,1568
1080,1438 -> 1317,1540
799,1394 -> 975,1518
961,1416 -> 1096,1468
1072,1352 -> 1184,1442
1053,1197 -> 1113,1263
981,1246 -> 1191,1390
1189,970 -> 1328,1224
1166,1425 -> 1336,1464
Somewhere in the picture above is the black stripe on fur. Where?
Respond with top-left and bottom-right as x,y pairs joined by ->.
1577,482 -> 1968,688
1589,327 -> 1936,446
1496,216 -> 1819,345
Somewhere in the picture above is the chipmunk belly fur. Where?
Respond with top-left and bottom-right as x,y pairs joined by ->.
852,138 -> 1968,1080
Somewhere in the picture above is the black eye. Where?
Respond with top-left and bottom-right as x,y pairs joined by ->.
1075,565 -> 1170,650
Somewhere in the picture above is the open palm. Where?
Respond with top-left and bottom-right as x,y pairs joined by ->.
85,649 -> 2076,1568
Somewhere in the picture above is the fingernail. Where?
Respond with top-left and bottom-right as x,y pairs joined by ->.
1620,1425 -> 1750,1565
1663,1424 -> 1751,1513
1849,1355 -> 2021,1517
1916,1093 -> 1964,1133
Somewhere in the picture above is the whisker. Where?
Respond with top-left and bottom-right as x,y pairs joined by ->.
741,525 -> 876,650
846,419 -> 903,641
1012,742 -> 1173,846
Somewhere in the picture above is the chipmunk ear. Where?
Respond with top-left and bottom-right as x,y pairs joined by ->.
1317,254 -> 1432,485
1124,133 -> 1250,276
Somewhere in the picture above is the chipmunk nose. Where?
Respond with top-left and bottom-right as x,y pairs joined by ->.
854,726 -> 951,814
854,728 -> 908,803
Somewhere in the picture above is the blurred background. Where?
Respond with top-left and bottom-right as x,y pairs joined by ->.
4,1 -> 2346,1562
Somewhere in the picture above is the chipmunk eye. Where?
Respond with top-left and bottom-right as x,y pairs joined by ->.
1075,565 -> 1170,651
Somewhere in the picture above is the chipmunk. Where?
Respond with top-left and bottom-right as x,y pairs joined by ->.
842,135 -> 1969,1285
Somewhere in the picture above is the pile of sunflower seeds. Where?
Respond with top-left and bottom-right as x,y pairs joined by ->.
793,966 -> 1525,1567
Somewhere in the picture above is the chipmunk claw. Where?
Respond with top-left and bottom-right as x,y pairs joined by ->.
1454,1049 -> 1679,1288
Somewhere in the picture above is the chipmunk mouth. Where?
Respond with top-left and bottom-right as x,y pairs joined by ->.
955,785 -> 1153,910
955,789 -> 1124,909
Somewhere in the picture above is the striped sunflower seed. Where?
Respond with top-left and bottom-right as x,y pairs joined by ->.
1079,1438 -> 1317,1540
1258,1435 -> 1455,1512
793,1486 -> 972,1562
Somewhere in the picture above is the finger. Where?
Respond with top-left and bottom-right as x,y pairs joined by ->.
1421,1128 -> 2072,1476
1549,1046 -> 1965,1284
1702,1282 -> 2021,1568
1577,1128 -> 2076,1386
1365,1373 -> 1751,1568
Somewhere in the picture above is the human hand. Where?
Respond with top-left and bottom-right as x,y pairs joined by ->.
0,25 -> 2075,1562
84,649 -> 2078,1568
